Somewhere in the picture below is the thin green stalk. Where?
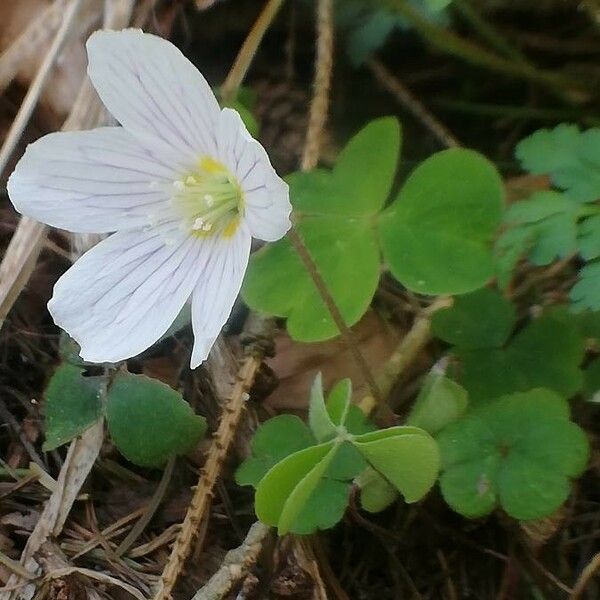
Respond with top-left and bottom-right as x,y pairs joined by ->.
453,0 -> 524,63
221,0 -> 285,103
382,0 -> 589,95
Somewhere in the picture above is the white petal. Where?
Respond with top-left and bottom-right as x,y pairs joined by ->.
8,128 -> 179,233
215,108 -> 291,242
190,224 -> 251,367
87,29 -> 220,161
48,223 -> 204,363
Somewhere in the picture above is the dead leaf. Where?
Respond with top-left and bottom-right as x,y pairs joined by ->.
265,311 -> 399,412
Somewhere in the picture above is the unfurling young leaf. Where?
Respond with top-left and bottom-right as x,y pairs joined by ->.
242,376 -> 437,535
43,363 -> 103,451
437,388 -> 589,520
106,373 -> 206,468
309,373 -> 338,442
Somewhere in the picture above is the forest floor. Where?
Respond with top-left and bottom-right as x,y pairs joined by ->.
0,0 -> 600,599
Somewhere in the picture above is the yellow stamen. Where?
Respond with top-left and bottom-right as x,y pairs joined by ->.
172,156 -> 243,238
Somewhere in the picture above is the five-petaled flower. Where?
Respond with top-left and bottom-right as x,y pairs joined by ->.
8,29 -> 291,367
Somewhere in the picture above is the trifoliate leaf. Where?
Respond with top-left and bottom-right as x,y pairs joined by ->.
431,288 -> 516,349
516,124 -> 600,203
243,118 -> 401,342
356,467 -> 398,513
570,259 -> 600,312
458,312 -> 584,402
43,364 -> 103,451
353,426 -> 440,502
106,374 -> 206,468
434,296 -> 585,402
254,442 -> 340,534
309,373 -> 337,442
290,478 -> 350,534
235,415 -> 315,487
380,149 -> 504,295
407,372 -> 468,434
437,388 -> 589,520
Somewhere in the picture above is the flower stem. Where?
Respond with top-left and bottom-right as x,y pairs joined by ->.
221,0 -> 285,103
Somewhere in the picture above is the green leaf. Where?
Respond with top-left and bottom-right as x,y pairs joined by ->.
501,192 -> 579,266
431,288 -> 516,349
332,117 -> 401,212
437,388 -> 589,520
380,149 -> 504,295
356,467 -> 398,513
43,364 -> 103,451
290,478 -> 350,534
516,124 -> 600,203
309,374 -> 337,442
106,374 -> 206,468
353,426 -> 440,502
326,378 -> 376,435
570,259 -> 600,311
578,214 -> 600,260
235,415 -> 315,487
278,444 -> 340,534
254,442 -> 336,533
444,309 -> 585,403
407,372 -> 468,434
243,118 -> 401,341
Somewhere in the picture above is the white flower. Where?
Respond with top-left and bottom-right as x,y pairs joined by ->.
7,29 -> 291,368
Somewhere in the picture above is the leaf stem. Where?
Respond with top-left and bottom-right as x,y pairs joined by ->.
290,0 -> 385,410
382,0 -> 589,96
220,0 -> 285,103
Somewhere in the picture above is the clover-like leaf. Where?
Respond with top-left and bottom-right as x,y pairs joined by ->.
407,372 -> 468,434
356,467 -> 398,513
431,288 -> 515,349
43,363 -> 103,451
379,149 -> 504,295
235,415 -> 315,487
434,293 -> 585,402
243,118 -> 401,342
353,426 -> 440,502
254,442 -> 340,534
516,124 -> 600,203
437,388 -> 589,520
106,373 -> 206,468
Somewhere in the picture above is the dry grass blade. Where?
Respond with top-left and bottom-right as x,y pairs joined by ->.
0,217 -> 47,326
45,566 -> 145,600
153,354 -> 263,600
0,420 -> 104,600
0,0 -> 69,93
0,0 -> 86,175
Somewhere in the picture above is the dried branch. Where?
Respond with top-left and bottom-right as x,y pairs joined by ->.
191,522 -> 270,600
153,349 -> 265,600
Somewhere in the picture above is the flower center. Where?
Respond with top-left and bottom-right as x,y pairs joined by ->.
172,157 -> 243,238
